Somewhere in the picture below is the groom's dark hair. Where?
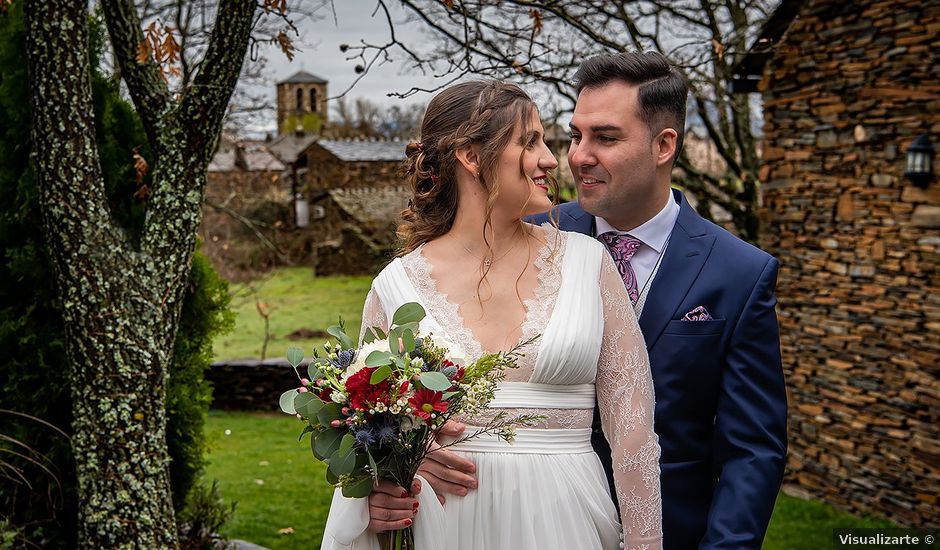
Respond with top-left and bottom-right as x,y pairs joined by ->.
574,51 -> 689,163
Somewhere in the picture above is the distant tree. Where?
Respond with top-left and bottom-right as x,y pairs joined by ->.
340,0 -> 778,240
327,96 -> 424,140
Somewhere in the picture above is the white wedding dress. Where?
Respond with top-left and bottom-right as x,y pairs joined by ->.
320,226 -> 663,550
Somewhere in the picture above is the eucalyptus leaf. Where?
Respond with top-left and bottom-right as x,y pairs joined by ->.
286,347 -> 304,368
293,392 -> 315,413
298,424 -> 315,442
279,389 -> 298,415
338,434 -> 355,456
392,302 -> 426,326
325,466 -> 340,485
313,428 -> 344,460
317,402 -> 344,426
387,327 -> 403,354
442,391 -> 459,400
327,325 -> 354,350
401,328 -> 416,353
371,327 -> 387,340
342,475 -> 375,498
307,364 -> 323,380
366,450 -> 379,479
370,365 -> 392,384
297,396 -> 324,419
362,328 -> 377,344
329,447 -> 357,477
365,350 -> 394,367
419,371 -> 453,391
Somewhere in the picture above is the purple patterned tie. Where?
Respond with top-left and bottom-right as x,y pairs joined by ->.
600,233 -> 643,305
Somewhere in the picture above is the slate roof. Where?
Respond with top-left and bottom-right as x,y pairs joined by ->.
316,139 -> 407,162
277,70 -> 328,84
268,133 -> 319,164
328,186 -> 411,226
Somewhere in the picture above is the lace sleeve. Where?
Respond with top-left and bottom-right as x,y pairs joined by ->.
595,251 -> 663,550
358,285 -> 389,346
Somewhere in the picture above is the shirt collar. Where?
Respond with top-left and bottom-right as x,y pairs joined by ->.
595,193 -> 680,254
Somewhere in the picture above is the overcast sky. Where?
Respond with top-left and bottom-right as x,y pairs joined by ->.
244,1 -> 442,135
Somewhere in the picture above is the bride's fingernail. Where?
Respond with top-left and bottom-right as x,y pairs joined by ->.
404,519 -> 413,526
400,490 -> 408,498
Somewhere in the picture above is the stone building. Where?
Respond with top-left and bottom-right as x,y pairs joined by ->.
276,70 -> 329,135
202,134 -> 290,281
736,0 -> 939,527
291,138 -> 409,275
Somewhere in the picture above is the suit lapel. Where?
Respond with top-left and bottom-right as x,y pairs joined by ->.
556,203 -> 595,235
639,190 -> 716,351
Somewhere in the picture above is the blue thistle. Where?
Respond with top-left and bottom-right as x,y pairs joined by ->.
441,365 -> 458,379
336,349 -> 356,368
376,424 -> 397,446
353,428 -> 376,448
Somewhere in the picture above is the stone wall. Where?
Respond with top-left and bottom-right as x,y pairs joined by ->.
758,0 -> 939,526
206,360 -> 305,411
302,146 -> 401,192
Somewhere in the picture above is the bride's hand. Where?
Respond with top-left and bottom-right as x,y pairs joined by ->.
368,479 -> 420,533
418,421 -> 477,504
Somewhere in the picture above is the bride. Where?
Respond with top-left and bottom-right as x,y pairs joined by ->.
320,80 -> 662,549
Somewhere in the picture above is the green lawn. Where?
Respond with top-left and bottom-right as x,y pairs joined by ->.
212,269 -> 372,362
204,411 -> 334,549
204,411 -> 897,549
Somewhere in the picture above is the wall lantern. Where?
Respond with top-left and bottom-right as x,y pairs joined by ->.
905,134 -> 934,189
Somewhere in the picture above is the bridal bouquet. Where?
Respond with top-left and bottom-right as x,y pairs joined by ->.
279,302 -> 538,550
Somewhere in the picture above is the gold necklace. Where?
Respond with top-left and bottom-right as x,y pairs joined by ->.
459,238 -> 520,269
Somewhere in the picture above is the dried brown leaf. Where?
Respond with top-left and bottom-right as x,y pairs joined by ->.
529,9 -> 543,35
132,147 -> 149,185
275,31 -> 297,62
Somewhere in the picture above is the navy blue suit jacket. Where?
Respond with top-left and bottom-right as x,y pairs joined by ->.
531,190 -> 787,549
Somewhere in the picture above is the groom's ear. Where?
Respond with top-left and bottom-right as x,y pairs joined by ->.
454,145 -> 482,177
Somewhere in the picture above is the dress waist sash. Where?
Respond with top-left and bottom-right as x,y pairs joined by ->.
489,382 -> 596,409
440,427 -> 594,454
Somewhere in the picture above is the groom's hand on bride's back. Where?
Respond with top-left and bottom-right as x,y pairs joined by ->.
418,421 -> 477,504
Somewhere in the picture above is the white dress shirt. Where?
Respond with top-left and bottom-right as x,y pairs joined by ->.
595,194 -> 680,296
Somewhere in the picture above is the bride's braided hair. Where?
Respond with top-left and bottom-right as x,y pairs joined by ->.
398,80 -> 548,254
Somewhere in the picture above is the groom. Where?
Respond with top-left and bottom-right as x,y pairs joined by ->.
421,52 -> 788,548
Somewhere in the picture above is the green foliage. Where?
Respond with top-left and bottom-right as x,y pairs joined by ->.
167,250 -> 235,512
0,6 -> 232,546
177,480 -> 237,550
279,112 -> 323,136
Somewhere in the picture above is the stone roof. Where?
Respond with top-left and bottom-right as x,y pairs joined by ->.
268,133 -> 319,164
277,70 -> 328,84
238,141 -> 286,171
208,138 -> 285,172
316,139 -> 406,162
328,186 -> 411,226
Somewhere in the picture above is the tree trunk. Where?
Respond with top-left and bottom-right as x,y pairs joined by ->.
24,0 -> 255,546
25,2 -> 178,547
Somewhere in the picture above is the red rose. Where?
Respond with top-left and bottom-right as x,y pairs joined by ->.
345,367 -> 392,411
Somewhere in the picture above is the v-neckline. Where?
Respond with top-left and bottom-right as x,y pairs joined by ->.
404,224 -> 564,360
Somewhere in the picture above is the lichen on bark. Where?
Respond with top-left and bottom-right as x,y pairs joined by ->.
24,0 -> 256,547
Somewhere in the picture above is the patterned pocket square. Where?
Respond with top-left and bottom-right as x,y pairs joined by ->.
681,306 -> 714,321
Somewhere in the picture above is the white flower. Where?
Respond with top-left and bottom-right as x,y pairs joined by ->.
330,391 -> 347,404
430,334 -> 468,366
400,416 -> 415,432
344,338 -> 390,379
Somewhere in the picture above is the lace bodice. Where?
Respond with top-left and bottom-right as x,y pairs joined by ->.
358,225 -> 663,548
